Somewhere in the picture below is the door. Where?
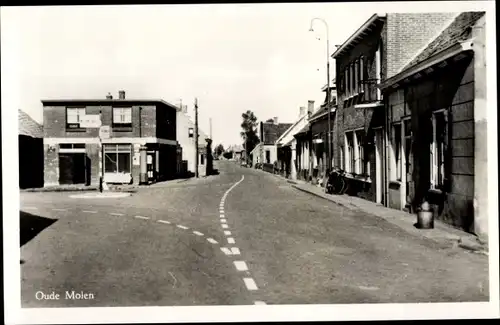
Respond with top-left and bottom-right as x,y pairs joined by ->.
147,153 -> 155,180
59,153 -> 86,185
374,128 -> 384,204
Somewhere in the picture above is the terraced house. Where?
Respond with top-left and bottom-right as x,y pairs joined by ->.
42,91 -> 180,187
332,12 -> 460,204
379,12 -> 487,238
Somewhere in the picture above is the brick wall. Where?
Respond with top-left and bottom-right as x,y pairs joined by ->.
86,143 -> 100,186
43,104 -> 159,139
43,144 -> 58,186
385,13 -> 458,78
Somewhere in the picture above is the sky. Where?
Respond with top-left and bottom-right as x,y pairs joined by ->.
1,2 -> 492,148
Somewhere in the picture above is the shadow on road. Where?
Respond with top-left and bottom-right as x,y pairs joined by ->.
20,211 -> 57,247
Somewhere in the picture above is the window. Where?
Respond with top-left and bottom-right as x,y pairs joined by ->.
189,128 -> 194,138
350,63 -> 355,95
403,119 -> 412,179
392,123 -> 402,181
355,130 -> 366,175
431,111 -> 448,190
339,145 -> 344,170
345,132 -> 355,173
113,107 -> 132,125
345,67 -> 349,97
359,56 -> 364,92
66,107 -> 86,128
104,144 -> 131,174
265,150 -> 271,164
201,154 -> 205,165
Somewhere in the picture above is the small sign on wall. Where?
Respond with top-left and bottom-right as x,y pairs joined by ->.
133,152 -> 140,166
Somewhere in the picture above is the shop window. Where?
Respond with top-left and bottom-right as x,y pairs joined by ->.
431,110 -> 448,190
104,144 -> 131,174
113,107 -> 132,127
66,107 -> 86,129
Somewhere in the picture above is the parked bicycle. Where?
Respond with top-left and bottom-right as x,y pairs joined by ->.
325,168 -> 348,195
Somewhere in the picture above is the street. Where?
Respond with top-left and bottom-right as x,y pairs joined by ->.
20,161 -> 489,307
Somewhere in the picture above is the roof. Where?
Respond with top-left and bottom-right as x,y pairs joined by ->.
261,122 -> 293,145
19,110 -> 43,138
332,13 -> 386,59
294,123 -> 310,137
403,12 -> 485,70
41,98 -> 179,111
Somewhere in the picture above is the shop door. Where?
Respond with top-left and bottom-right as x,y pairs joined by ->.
59,153 -> 86,185
147,153 -> 155,180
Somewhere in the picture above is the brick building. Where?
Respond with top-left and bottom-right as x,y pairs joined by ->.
379,12 -> 487,238
332,12 -> 458,204
42,91 -> 179,187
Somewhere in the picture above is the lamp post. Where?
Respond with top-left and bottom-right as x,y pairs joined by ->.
309,17 -> 332,172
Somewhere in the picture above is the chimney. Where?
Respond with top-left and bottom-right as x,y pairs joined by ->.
307,100 -> 315,114
273,116 -> 278,124
106,92 -> 113,99
118,90 -> 125,100
299,106 -> 306,117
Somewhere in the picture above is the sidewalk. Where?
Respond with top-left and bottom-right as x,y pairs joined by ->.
285,177 -> 488,255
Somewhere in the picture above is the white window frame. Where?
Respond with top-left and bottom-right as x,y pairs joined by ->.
345,67 -> 349,97
104,144 -> 132,174
390,122 -> 402,182
430,109 -> 448,190
345,132 -> 356,174
113,107 -> 132,125
375,43 -> 382,101
354,59 -> 359,94
350,63 -> 355,96
66,107 -> 86,126
359,56 -> 365,93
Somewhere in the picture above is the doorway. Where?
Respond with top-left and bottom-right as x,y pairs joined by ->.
374,128 -> 384,204
59,153 -> 87,185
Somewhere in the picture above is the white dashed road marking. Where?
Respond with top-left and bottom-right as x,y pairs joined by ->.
134,215 -> 149,220
227,237 -> 235,244
207,238 -> 218,244
157,220 -> 171,224
82,210 -> 97,214
221,247 -> 232,255
234,261 -> 248,271
243,278 -> 258,290
224,230 -> 232,236
230,247 -> 241,255
24,207 -> 38,210
220,219 -> 227,223
254,301 -> 267,305
177,225 -> 189,230
221,224 -> 229,229
52,208 -> 67,211
110,212 -> 124,216
193,231 -> 204,236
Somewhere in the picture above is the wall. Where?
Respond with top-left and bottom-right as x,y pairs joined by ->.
385,13 -> 458,78
404,55 -> 475,232
19,136 -> 44,189
43,104 -> 158,139
176,111 -> 208,174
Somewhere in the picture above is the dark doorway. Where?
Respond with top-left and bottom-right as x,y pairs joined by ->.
59,153 -> 86,185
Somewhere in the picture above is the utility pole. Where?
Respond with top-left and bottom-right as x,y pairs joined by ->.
209,118 -> 212,139
194,97 -> 199,178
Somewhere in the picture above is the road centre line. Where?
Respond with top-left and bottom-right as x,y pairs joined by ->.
230,247 -> 241,255
193,231 -> 204,236
134,215 -> 149,220
157,220 -> 171,224
224,230 -> 232,236
52,208 -> 67,211
221,224 -> 229,229
243,278 -> 258,290
82,210 -> 97,214
110,212 -> 124,216
227,237 -> 235,244
220,219 -> 227,223
177,225 -> 189,230
234,261 -> 248,271
254,301 -> 266,305
221,247 -> 232,255
207,238 -> 218,244
24,207 -> 38,210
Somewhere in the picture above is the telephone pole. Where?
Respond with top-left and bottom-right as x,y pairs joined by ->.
209,118 -> 212,140
194,98 -> 199,178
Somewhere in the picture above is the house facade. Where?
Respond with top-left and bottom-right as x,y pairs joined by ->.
176,105 -> 210,176
42,91 -> 179,187
19,109 -> 44,189
332,12 -> 459,204
253,118 -> 292,172
379,12 -> 487,237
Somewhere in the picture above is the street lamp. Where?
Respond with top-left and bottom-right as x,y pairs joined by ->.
309,17 -> 332,173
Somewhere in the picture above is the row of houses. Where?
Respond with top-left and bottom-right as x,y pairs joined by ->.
19,90 -> 213,188
253,12 -> 488,239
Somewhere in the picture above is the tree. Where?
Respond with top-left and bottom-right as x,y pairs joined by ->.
266,118 -> 274,123
240,110 -> 260,158
214,144 -> 225,157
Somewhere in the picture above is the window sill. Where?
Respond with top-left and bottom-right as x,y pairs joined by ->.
66,128 -> 87,132
112,126 -> 133,132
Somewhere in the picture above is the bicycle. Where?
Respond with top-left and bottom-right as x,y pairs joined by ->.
326,169 -> 348,195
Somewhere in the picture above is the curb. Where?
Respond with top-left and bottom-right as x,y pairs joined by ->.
290,184 -> 488,255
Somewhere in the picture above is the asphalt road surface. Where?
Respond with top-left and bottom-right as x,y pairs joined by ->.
20,161 -> 489,307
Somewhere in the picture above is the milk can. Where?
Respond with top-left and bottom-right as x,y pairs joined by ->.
417,201 -> 434,229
